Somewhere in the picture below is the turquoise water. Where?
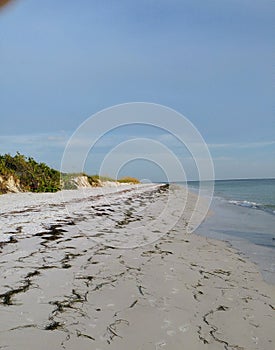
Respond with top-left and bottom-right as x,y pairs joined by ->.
185,178 -> 275,284
188,178 -> 275,215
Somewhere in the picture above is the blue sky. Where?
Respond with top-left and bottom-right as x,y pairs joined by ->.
0,0 -> 274,180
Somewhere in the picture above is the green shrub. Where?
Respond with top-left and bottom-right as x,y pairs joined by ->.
118,176 -> 140,184
0,152 -> 61,193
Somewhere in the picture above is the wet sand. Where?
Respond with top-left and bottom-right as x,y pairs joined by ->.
0,184 -> 274,349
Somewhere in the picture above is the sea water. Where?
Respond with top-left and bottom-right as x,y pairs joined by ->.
187,178 -> 275,284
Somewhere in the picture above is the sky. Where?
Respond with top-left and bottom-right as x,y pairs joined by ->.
0,0 -> 274,180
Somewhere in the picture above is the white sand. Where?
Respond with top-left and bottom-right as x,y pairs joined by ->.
0,184 -> 274,349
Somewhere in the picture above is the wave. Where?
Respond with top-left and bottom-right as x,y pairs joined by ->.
228,200 -> 275,215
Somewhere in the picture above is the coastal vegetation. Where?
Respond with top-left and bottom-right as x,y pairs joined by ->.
0,152 -> 60,193
0,153 -> 140,194
61,173 -> 140,189
117,176 -> 140,184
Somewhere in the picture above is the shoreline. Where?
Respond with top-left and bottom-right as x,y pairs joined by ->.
193,192 -> 275,285
0,184 -> 274,349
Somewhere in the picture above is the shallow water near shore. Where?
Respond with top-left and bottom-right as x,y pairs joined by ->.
188,180 -> 275,284
189,178 -> 275,215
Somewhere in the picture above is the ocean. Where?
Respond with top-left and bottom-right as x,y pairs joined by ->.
186,178 -> 275,284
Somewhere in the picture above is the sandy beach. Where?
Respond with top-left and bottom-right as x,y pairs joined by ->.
0,184 -> 274,350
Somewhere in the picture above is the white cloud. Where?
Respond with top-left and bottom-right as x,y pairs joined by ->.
0,133 -> 69,148
208,141 -> 275,149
